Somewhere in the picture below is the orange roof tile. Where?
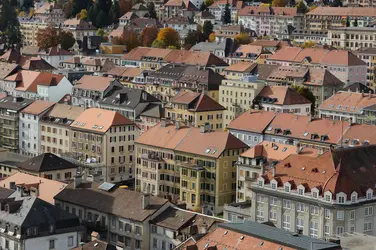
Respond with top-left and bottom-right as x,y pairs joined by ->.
228,110 -> 276,133
171,90 -> 200,104
70,108 -> 134,133
307,6 -> 376,17
224,62 -> 257,72
238,6 -> 298,17
74,75 -> 114,92
258,86 -> 311,105
21,100 -> 55,115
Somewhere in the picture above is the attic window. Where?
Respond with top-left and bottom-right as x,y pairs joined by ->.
74,121 -> 79,125
303,132 -> 309,137
205,148 -> 211,154
282,147 -> 287,152
98,126 -> 103,130
92,125 -> 98,129
267,126 -> 273,131
336,105 -> 342,109
80,122 -> 86,126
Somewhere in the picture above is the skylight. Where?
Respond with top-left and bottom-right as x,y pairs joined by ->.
205,148 -> 211,154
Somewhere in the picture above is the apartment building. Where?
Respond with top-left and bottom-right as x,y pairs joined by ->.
60,56 -> 115,72
17,153 -> 78,182
135,120 -> 249,215
145,64 -> 224,103
344,0 -> 376,6
318,91 -> 376,124
121,47 -> 228,72
214,25 -> 252,43
40,104 -> 84,155
306,7 -> 376,31
257,86 -> 312,115
355,47 -> 376,89
165,90 -> 225,129
208,0 -> 243,22
162,0 -> 199,19
61,18 -> 96,42
238,6 -> 304,37
55,178 -> 173,250
225,45 -> 272,65
328,27 -> 376,51
161,16 -> 197,34
0,149 -> 29,177
0,96 -> 33,152
69,108 -> 138,182
219,63 -> 265,128
34,2 -> 65,25
3,70 -> 73,102
19,18 -> 48,46
266,47 -> 366,84
250,145 -> 376,239
0,186 -> 81,250
19,100 -> 55,156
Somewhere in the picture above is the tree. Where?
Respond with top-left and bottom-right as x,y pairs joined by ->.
28,8 -> 35,17
63,0 -> 72,18
272,0 -> 287,6
354,18 -> 358,27
184,30 -> 202,48
78,9 -> 88,20
292,86 -> 315,114
36,26 -> 59,49
60,30 -> 76,50
139,26 -> 159,46
200,2 -> 206,11
96,10 -> 107,28
155,27 -> 180,48
234,32 -> 252,45
208,32 -> 216,42
125,31 -> 140,52
309,5 -> 317,11
146,2 -> 157,19
87,5 -> 98,26
96,0 -> 113,15
0,0 -> 22,48
222,1 -> 231,24
119,0 -> 132,15
71,0 -> 92,17
296,0 -> 308,13
109,0 -> 121,24
346,16 -> 350,27
152,39 -> 166,48
203,20 -> 213,39
204,0 -> 214,7
96,28 -> 106,37
301,40 -> 315,48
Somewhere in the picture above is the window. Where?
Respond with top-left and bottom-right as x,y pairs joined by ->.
310,221 -> 318,238
298,188 -> 304,195
365,206 -> 373,216
256,208 -> 264,220
269,211 -> 277,221
258,179 -> 263,187
325,209 -> 331,219
125,223 -> 131,232
257,194 -> 265,203
135,240 -> 141,249
325,194 -> 331,202
284,184 -> 290,193
338,196 -> 345,204
367,190 -> 373,200
153,238 -> 158,248
283,199 -> 291,209
312,191 -> 318,199
351,193 -> 357,203
135,225 -> 142,235
365,221 -> 372,232
311,205 -> 319,215
296,202 -> 305,212
282,214 -> 291,231
119,221 -> 123,231
324,224 -> 330,236
49,240 -> 55,249
68,236 -> 74,247
337,210 -> 345,220
350,210 -> 355,220
271,182 -> 277,190
296,217 -> 304,231
270,197 -> 279,206
336,226 -> 344,235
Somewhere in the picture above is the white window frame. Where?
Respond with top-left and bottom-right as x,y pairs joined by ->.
256,208 -> 264,220
365,206 -> 374,216
296,202 -> 305,212
310,221 -> 318,238
336,226 -> 344,235
269,210 -> 277,221
324,209 -> 331,219
337,210 -> 345,220
270,197 -> 279,206
324,224 -> 330,236
282,214 -> 291,231
283,199 -> 291,210
364,221 -> 372,232
310,205 -> 319,215
350,210 -> 355,220
296,217 -> 304,231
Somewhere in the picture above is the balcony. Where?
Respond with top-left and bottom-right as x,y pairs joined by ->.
1,114 -> 18,120
176,160 -> 205,171
141,153 -> 164,162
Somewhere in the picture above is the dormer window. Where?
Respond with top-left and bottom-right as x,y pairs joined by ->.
271,180 -> 277,190
257,178 -> 264,187
325,194 -> 331,202
298,185 -> 305,195
367,189 -> 373,200
351,193 -> 357,203
284,183 -> 290,193
312,189 -> 319,199
337,193 -> 346,204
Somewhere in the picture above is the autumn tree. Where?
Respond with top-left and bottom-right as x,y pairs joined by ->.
301,40 -> 315,48
203,20 -> 213,39
63,0 -> 72,18
346,16 -> 350,27
60,30 -> 75,50
272,0 -> 288,6
204,0 -> 214,7
154,27 -> 180,48
234,32 -> 252,45
296,0 -> 308,13
0,0 -> 22,48
36,26 -> 59,49
119,0 -> 132,15
354,18 -> 358,27
208,32 -> 216,42
152,39 -> 166,48
77,9 -> 88,20
222,1 -> 231,24
139,26 -> 159,46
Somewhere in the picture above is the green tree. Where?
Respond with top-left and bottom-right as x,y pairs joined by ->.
0,0 -> 22,48
71,0 -> 92,17
146,2 -> 157,19
234,32 -> 252,45
96,10 -> 107,28
96,0 -> 112,15
346,16 -> 350,27
152,39 -> 166,48
203,20 -> 213,39
60,30 -> 75,50
96,28 -> 106,37
296,0 -> 308,13
184,30 -> 202,48
200,2 -> 206,11
222,1 -> 231,24
109,0 -> 121,24
292,86 -> 315,114
87,5 -> 98,26
354,18 -> 358,27
204,0 -> 214,6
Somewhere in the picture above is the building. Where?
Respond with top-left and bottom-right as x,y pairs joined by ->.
219,63 -> 265,128
355,47 -> 376,89
61,18 -> 97,43
214,25 -> 253,43
162,0 -> 199,19
121,47 -> 228,72
251,145 -> 376,238
225,44 -> 272,65
71,239 -> 117,250
138,104 -> 164,133
178,221 -> 341,250
266,47 -> 367,84
193,11 -> 215,25
278,29 -> 328,45
328,27 -> 376,51
0,172 -> 68,204
208,0 -> 243,22
19,17 -> 48,46
306,7 -> 376,31
145,64 -> 225,103
60,56 -> 115,73
16,153 -> 78,181
342,82 -> 374,94
19,100 -> 55,156
34,46 -> 74,68
69,108 -> 137,182
40,103 -> 84,156
161,16 -> 197,35
165,90 -> 225,129
0,185 -> 81,250
318,91 -> 376,124
190,39 -> 235,59
3,70 -> 73,102
71,75 -> 123,109
0,96 -> 34,152
0,148 -> 29,177
54,178 -> 174,249
150,206 -> 225,250
257,85 -> 312,115
238,6 -> 304,37
135,121 -> 249,215
33,2 -> 65,25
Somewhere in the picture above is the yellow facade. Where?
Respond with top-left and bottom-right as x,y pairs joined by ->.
100,44 -> 127,54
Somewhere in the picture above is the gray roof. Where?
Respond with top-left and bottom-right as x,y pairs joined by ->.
0,150 -> 30,168
220,221 -> 341,250
140,103 -> 164,118
71,240 -> 117,250
17,153 -> 78,173
190,41 -> 226,53
0,96 -> 34,112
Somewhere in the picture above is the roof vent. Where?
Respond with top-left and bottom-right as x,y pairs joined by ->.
311,168 -> 318,173
240,236 -> 244,240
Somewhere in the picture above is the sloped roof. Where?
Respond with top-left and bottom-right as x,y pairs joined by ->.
18,153 -> 78,173
74,75 -> 115,92
258,86 -> 311,105
228,110 -> 276,133
20,100 -> 55,115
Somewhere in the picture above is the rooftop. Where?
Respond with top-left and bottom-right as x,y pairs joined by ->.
74,75 -> 116,92
0,96 -> 34,111
238,6 -> 299,17
20,100 -> 55,115
307,6 -> 376,17
258,86 -> 311,106
17,153 -> 78,173
170,90 -> 225,112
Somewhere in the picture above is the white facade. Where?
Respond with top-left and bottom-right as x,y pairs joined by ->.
209,5 -> 238,22
150,225 -> 181,250
39,54 -> 73,68
24,231 -> 79,250
19,112 -> 44,156
37,77 -> 73,102
261,103 -> 311,116
163,23 -> 197,33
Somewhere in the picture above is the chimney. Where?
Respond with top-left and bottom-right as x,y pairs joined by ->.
74,175 -> 82,189
200,122 -> 211,133
142,193 -> 151,209
91,231 -> 100,241
175,120 -> 180,130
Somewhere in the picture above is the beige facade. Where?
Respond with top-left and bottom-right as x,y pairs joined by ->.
18,167 -> 77,182
219,78 -> 265,128
19,20 -> 48,47
328,27 -> 376,51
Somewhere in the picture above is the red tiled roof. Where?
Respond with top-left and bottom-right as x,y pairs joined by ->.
228,110 -> 276,133
238,6 -> 298,17
21,100 -> 55,115
307,6 -> 376,17
258,86 -> 311,105
193,93 -> 225,112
